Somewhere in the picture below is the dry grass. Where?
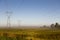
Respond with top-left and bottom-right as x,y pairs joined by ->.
0,28 -> 60,40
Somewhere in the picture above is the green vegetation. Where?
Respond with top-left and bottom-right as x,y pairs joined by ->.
0,28 -> 60,40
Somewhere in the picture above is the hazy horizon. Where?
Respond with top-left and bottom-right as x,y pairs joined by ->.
0,0 -> 60,26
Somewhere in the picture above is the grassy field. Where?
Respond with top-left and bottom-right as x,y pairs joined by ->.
0,28 -> 60,40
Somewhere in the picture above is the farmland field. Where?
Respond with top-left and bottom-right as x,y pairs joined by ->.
0,28 -> 60,40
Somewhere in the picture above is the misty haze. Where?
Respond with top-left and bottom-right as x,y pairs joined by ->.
0,0 -> 60,40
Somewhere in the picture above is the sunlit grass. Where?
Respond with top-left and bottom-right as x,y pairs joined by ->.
0,28 -> 60,40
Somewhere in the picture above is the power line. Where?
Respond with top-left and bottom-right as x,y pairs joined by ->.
5,0 -> 12,27
4,0 -> 24,27
15,0 -> 24,10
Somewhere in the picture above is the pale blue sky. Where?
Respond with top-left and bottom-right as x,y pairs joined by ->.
0,0 -> 60,26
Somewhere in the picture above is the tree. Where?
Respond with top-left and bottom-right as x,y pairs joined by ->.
55,23 -> 59,27
51,24 -> 55,28
50,23 -> 60,29
54,22 -> 60,29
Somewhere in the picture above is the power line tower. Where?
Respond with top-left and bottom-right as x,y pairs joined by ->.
4,0 -> 24,27
18,20 -> 21,27
6,11 -> 12,27
4,0 -> 13,27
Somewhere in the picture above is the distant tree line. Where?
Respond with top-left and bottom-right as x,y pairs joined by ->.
51,23 -> 60,29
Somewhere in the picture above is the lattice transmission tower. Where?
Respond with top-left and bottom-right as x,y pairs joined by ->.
5,0 -> 24,27
5,0 -> 12,27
